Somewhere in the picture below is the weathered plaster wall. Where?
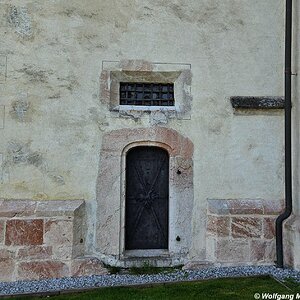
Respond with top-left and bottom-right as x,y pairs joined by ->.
0,1 -> 285,265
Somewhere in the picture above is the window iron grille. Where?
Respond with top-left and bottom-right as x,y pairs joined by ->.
120,82 -> 174,106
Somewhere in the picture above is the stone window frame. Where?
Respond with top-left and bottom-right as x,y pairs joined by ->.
100,60 -> 192,119
95,127 -> 194,267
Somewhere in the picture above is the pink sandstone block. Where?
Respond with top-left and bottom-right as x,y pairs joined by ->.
228,199 -> 264,215
263,200 -> 284,215
5,219 -> 43,246
231,217 -> 262,238
263,217 -> 276,239
250,240 -> 275,262
17,246 -> 52,260
207,215 -> 230,237
44,220 -> 73,245
17,261 -> 69,281
44,220 -> 73,260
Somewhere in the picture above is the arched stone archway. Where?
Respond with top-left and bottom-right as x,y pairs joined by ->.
95,127 -> 194,267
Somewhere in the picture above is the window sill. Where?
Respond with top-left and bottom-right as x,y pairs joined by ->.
113,105 -> 176,112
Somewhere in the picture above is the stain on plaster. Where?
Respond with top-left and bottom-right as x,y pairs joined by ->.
118,110 -> 144,123
150,111 -> 170,126
0,55 -> 7,82
48,92 -> 61,99
7,5 -> 33,39
48,174 -> 65,186
56,1 -> 137,48
7,141 -> 43,168
57,75 -> 79,92
0,153 -> 3,184
13,181 -> 31,193
0,105 -> 4,128
4,141 -> 66,186
17,65 -> 53,83
10,99 -> 33,122
88,108 -> 109,131
151,0 -> 244,32
33,193 -> 49,200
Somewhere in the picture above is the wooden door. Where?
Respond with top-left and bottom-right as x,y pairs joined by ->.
125,146 -> 169,250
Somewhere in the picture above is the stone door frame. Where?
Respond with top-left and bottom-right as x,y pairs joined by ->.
96,127 -> 194,267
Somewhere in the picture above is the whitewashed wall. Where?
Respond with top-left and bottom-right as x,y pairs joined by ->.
0,1 -> 286,263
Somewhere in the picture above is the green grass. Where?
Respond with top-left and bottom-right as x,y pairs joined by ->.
11,276 -> 300,300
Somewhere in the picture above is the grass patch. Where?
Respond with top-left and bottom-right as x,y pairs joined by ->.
10,276 -> 300,300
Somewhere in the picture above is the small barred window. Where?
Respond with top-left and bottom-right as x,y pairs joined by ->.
120,82 -> 174,106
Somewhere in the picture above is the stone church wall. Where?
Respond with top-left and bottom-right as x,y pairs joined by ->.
0,0 -> 298,281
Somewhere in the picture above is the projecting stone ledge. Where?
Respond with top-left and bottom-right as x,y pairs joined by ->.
230,96 -> 284,109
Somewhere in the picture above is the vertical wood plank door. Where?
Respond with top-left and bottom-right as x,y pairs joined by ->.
125,146 -> 169,250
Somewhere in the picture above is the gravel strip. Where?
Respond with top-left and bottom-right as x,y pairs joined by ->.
0,266 -> 300,296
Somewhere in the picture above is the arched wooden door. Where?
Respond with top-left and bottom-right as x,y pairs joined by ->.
125,146 -> 169,250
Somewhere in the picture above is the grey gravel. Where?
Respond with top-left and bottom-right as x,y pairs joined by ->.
0,266 -> 300,296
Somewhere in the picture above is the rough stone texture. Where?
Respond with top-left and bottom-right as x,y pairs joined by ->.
8,5 -> 33,39
17,246 -> 52,260
71,257 -> 108,277
0,248 -> 15,259
5,219 -> 43,246
0,200 -> 37,217
250,240 -> 275,263
0,220 -> 4,244
17,261 -> 69,281
44,220 -> 73,260
263,217 -> 276,239
216,239 -> 250,262
230,96 -> 285,109
207,216 -> 230,237
228,200 -> 264,215
231,217 -> 262,238
263,200 -> 284,215
0,259 -> 15,282
0,249 -> 16,283
35,200 -> 84,217
10,99 -> 32,123
207,200 -> 230,215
